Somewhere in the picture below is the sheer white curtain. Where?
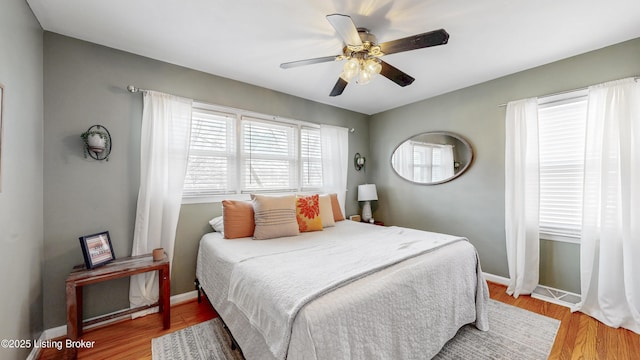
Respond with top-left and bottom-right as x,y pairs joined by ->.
391,141 -> 414,181
573,78 -> 640,333
504,98 -> 540,298
320,125 -> 349,215
129,91 -> 193,315
440,144 -> 455,179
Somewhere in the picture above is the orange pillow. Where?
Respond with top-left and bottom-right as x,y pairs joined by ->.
318,194 -> 336,228
296,194 -> 323,232
222,200 -> 255,239
329,193 -> 345,221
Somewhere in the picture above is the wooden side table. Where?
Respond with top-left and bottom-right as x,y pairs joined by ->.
65,254 -> 170,341
361,220 -> 385,226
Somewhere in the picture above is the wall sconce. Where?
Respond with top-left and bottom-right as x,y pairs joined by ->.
354,153 -> 366,171
81,124 -> 112,161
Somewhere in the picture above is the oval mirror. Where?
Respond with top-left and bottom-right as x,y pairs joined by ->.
391,131 -> 473,185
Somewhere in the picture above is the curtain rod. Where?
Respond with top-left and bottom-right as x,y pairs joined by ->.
126,85 -> 209,105
126,85 -> 149,93
497,76 -> 639,107
125,85 -> 357,132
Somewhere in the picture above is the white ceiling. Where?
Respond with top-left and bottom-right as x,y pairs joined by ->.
27,0 -> 640,115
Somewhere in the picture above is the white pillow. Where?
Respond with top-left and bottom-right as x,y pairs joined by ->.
208,216 -> 224,233
318,194 -> 336,228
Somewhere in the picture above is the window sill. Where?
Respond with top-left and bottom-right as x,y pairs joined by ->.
539,233 -> 580,244
182,189 -> 324,204
182,194 -> 251,204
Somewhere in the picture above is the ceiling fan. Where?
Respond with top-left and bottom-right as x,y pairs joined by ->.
280,14 -> 449,97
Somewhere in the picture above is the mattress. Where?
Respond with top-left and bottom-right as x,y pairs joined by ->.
196,220 -> 488,360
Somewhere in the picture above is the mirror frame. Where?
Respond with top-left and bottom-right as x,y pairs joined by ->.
390,131 -> 473,185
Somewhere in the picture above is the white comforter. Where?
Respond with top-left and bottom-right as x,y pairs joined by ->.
228,226 -> 468,359
196,221 -> 489,360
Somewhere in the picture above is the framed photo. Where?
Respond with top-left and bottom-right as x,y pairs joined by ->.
79,231 -> 115,269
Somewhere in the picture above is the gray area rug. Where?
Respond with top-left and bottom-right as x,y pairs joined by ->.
434,300 -> 560,359
152,300 -> 560,360
152,318 -> 244,360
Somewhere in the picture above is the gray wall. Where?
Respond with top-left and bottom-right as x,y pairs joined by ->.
368,37 -> 640,294
0,1 -> 44,359
43,32 -> 369,328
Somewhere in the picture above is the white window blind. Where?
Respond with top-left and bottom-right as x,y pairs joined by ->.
301,127 -> 323,189
241,117 -> 298,192
183,109 -> 236,196
413,143 -> 432,182
538,94 -> 588,240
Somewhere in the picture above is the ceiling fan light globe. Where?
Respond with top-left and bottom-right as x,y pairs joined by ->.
341,58 -> 360,82
364,59 -> 382,74
343,58 -> 359,71
357,69 -> 374,85
340,70 -> 357,82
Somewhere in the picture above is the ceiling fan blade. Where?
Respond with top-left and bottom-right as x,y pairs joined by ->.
329,77 -> 349,97
326,14 -> 363,47
379,29 -> 449,55
280,55 -> 341,69
379,60 -> 415,87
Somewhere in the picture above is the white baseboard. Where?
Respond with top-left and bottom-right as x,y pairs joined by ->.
28,290 -> 199,359
483,272 -> 510,286
171,290 -> 198,305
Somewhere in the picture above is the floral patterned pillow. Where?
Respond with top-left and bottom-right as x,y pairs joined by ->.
296,194 -> 323,232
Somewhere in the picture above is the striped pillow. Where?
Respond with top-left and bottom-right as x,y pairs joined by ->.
251,194 -> 300,240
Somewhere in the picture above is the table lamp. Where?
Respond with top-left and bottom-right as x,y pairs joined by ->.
358,184 -> 378,222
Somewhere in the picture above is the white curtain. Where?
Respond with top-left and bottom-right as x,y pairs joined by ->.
504,98 -> 540,298
391,141 -> 414,181
572,78 -> 640,333
320,125 -> 349,215
440,144 -> 455,179
129,91 -> 193,315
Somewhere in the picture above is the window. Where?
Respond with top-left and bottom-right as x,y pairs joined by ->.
183,103 -> 322,202
537,91 -> 588,242
183,109 -> 236,197
241,117 -> 298,192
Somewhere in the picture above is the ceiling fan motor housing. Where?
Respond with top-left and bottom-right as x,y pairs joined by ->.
357,28 -> 377,44
344,29 -> 383,61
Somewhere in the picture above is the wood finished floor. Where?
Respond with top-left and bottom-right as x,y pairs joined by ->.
38,282 -> 640,359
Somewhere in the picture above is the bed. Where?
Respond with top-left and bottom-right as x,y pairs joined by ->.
196,220 -> 489,360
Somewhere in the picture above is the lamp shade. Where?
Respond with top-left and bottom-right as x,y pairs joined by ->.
358,184 -> 378,201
